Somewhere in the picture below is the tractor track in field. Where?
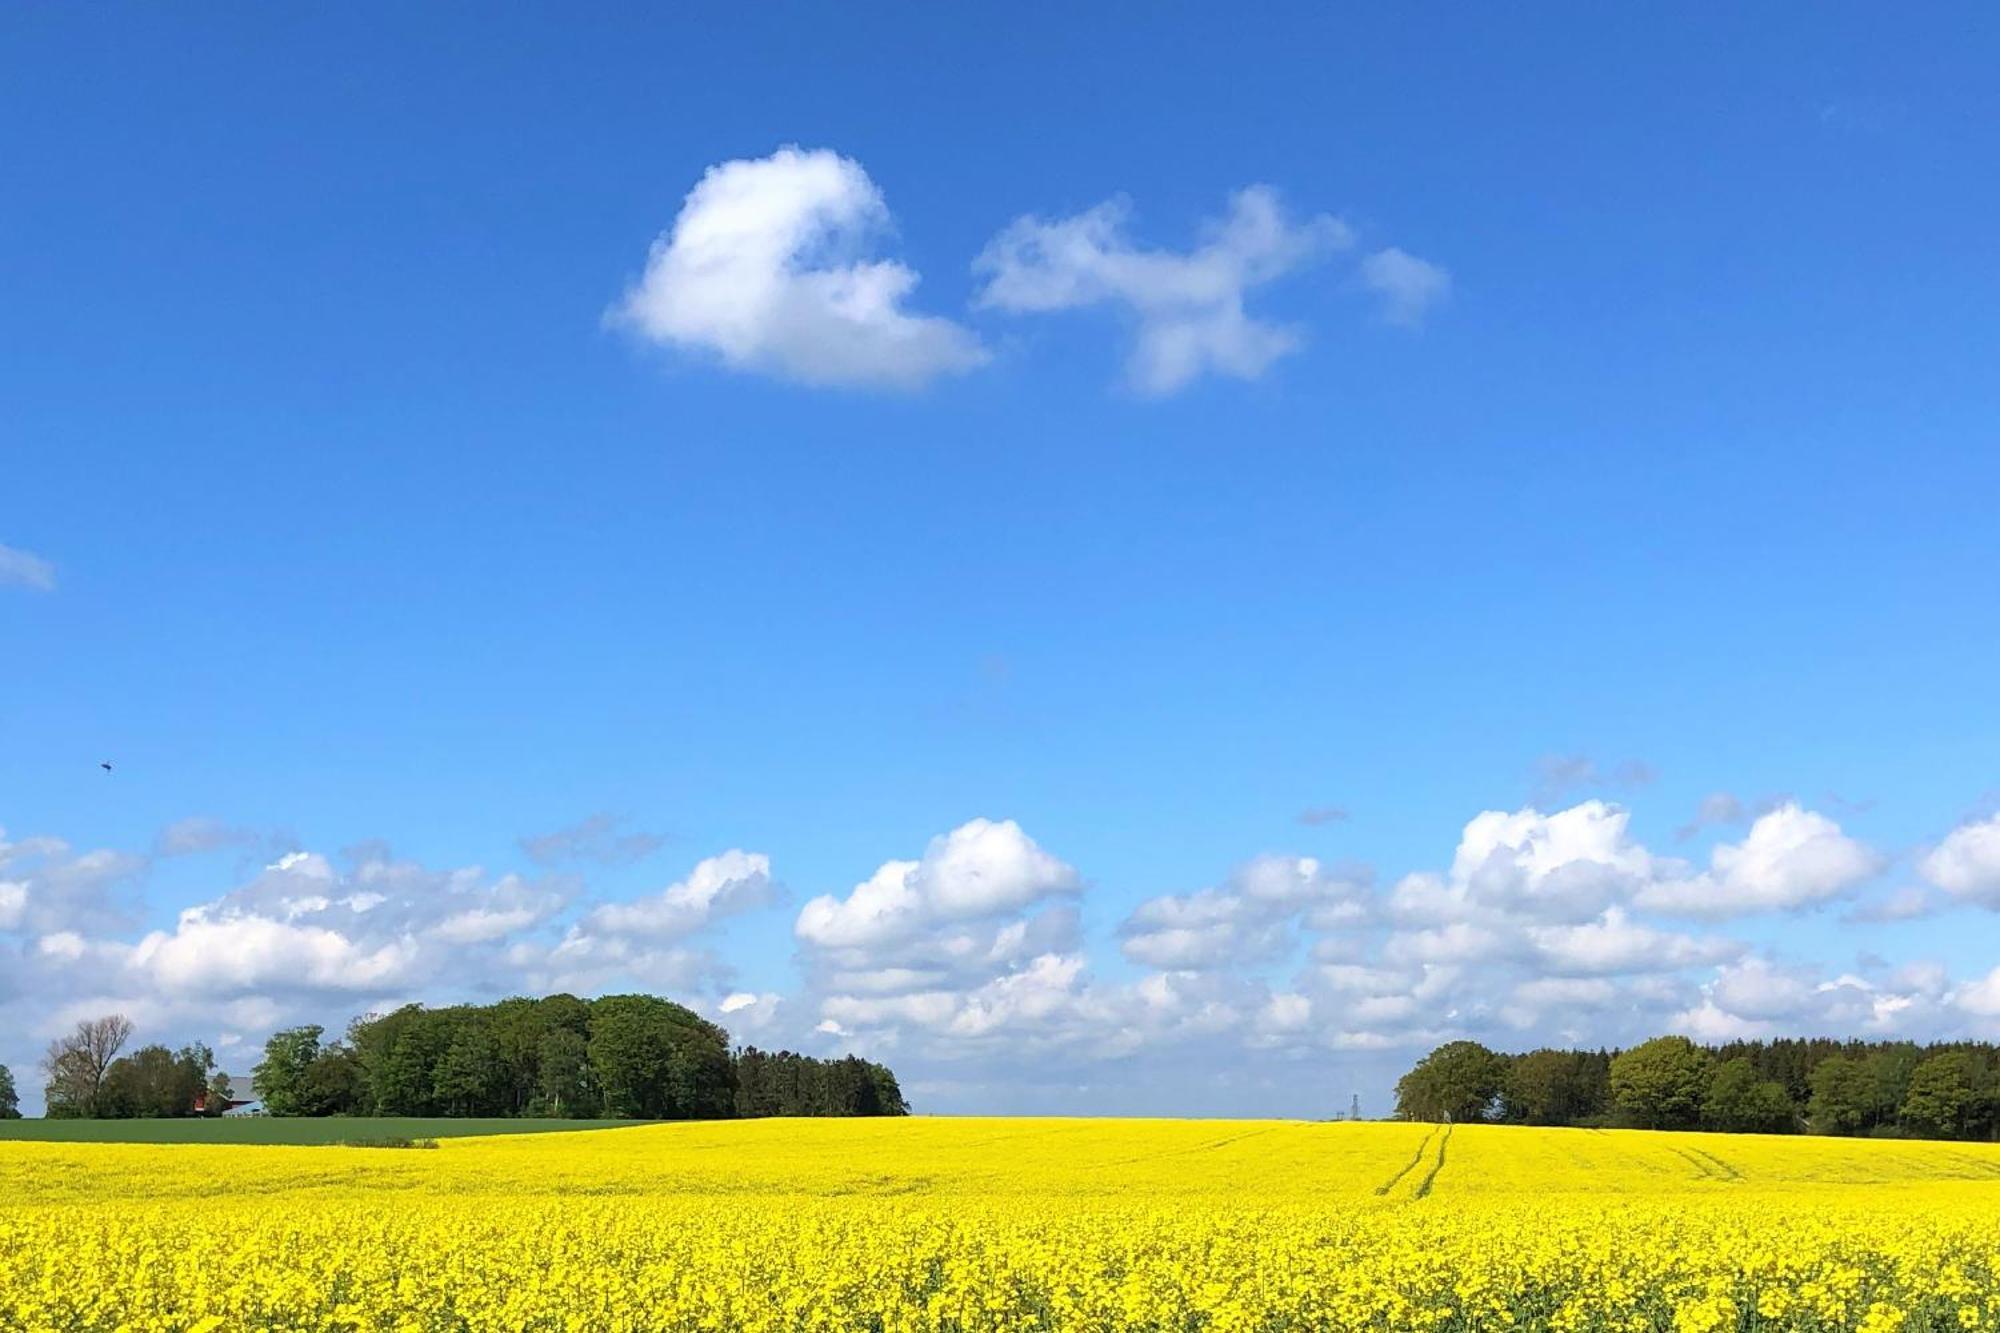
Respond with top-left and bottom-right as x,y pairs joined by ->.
1373,1125 -> 1437,1196
1668,1145 -> 1742,1182
1412,1123 -> 1453,1198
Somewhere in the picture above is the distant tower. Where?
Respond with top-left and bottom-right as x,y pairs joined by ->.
1349,1093 -> 1361,1122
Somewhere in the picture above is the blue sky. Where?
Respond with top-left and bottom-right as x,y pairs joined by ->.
3,5 -> 1998,1115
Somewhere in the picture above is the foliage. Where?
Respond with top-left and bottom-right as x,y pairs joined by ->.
1393,1041 -> 1507,1122
0,1065 -> 17,1120
1610,1036 -> 1712,1130
1406,1036 -> 2000,1142
1499,1048 -> 1610,1126
1900,1052 -> 1984,1141
249,993 -> 905,1122
734,1048 -> 908,1117
5,1119 -> 2000,1329
1701,1057 -> 1796,1134
96,1043 -> 221,1119
40,1015 -> 134,1119
1809,1054 -> 1877,1135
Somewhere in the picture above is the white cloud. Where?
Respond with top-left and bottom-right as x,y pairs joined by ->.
1637,804 -> 1881,917
613,146 -> 986,389
1919,813 -> 2000,907
1119,855 -> 1367,970
1449,801 -> 1662,923
583,850 -> 775,940
973,186 -> 1350,394
795,819 -> 1078,952
1527,907 -> 1740,977
1359,247 -> 1450,327
0,543 -> 56,592
129,914 -> 421,996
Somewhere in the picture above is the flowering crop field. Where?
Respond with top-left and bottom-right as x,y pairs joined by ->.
4,1118 -> 1999,1332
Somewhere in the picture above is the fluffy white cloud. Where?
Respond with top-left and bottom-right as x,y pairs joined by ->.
1359,247 -> 1450,327
1119,855 -> 1367,970
796,819 -> 1078,952
1637,804 -> 1881,917
613,146 -> 986,389
1526,907 -> 1740,977
129,914 -> 421,995
1672,957 -> 1957,1042
0,542 -> 56,592
1448,801 -> 1661,923
1919,813 -> 2000,906
583,850 -> 775,940
974,187 -> 1350,394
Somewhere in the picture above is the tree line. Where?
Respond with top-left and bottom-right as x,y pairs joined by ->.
38,1015 -> 237,1119
1394,1036 -> 2000,1140
11,996 -> 905,1121
251,993 -> 908,1120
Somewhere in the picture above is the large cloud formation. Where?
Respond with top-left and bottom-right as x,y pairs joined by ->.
5,799 -> 1999,1116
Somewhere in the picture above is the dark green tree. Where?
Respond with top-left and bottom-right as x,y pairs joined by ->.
1394,1041 -> 1507,1123
1808,1055 -> 1875,1135
1609,1036 -> 1711,1130
536,1028 -> 596,1117
1901,1051 -> 1978,1140
433,1023 -> 507,1116
253,1025 -> 325,1117
99,1043 -> 216,1118
1702,1057 -> 1796,1134
1501,1049 -> 1608,1125
300,1044 -> 370,1115
0,1064 -> 20,1119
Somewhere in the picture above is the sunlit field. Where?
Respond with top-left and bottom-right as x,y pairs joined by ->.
4,1118 -> 1999,1331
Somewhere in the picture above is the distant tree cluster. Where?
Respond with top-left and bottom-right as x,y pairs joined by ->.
734,1047 -> 908,1117
1395,1036 -> 2000,1141
251,993 -> 907,1121
0,1064 -> 19,1119
40,1016 -> 234,1120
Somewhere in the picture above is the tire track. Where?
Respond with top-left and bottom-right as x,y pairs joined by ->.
1373,1125 -> 1438,1196
1413,1123 -> 1453,1198
1688,1146 -> 1742,1181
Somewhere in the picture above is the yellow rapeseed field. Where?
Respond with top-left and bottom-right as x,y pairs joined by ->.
4,1118 -> 2000,1331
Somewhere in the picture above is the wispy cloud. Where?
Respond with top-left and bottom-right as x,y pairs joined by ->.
0,542 -> 56,592
1359,247 -> 1451,327
974,186 -> 1353,394
519,813 -> 666,868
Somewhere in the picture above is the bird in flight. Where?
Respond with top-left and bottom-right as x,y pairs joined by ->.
100,761 -> 112,772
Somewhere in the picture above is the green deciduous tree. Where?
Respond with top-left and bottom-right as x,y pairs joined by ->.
1394,1041 -> 1507,1123
1808,1055 -> 1875,1135
1901,1051 -> 1978,1140
99,1043 -> 217,1119
1609,1036 -> 1711,1130
1501,1049 -> 1610,1125
254,1025 -> 325,1117
1702,1057 -> 1797,1134
0,1064 -> 19,1119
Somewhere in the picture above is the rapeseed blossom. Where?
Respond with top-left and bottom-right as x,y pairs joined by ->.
3,1118 -> 1998,1330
